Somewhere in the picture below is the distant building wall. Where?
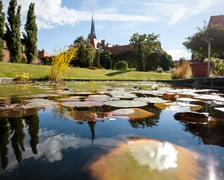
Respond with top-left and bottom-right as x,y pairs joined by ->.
1,40 -> 50,64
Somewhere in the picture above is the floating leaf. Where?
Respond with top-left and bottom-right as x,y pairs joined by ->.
214,107 -> 224,112
153,103 -> 170,110
22,98 -> 57,109
163,93 -> 176,101
174,112 -> 209,124
135,97 -> 168,104
58,96 -> 82,102
88,138 -> 203,180
109,92 -> 137,99
166,102 -> 203,112
194,94 -> 224,102
104,100 -> 147,108
177,97 -> 201,103
106,108 -> 154,119
61,101 -> 104,108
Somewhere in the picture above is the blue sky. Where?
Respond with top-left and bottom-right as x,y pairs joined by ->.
2,0 -> 224,60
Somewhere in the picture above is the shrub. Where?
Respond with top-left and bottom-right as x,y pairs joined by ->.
14,72 -> 30,81
172,61 -> 192,79
212,58 -> 224,75
114,60 -> 128,70
49,47 -> 77,83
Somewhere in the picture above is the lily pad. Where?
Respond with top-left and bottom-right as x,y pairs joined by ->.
214,107 -> 224,112
106,108 -> 154,119
88,138 -> 203,180
174,112 -> 209,124
134,97 -> 168,104
109,92 -> 137,99
194,94 -> 224,102
104,100 -> 147,108
22,98 -> 57,109
61,101 -> 104,108
166,102 -> 203,111
163,93 -> 176,101
58,96 -> 82,102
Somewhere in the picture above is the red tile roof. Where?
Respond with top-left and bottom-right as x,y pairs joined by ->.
209,15 -> 224,26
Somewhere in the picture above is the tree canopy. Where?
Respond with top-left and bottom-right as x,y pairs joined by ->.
23,3 -> 38,64
183,23 -> 224,59
5,0 -> 22,63
0,0 -> 5,61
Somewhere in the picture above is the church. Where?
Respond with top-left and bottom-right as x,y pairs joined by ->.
87,15 -> 133,53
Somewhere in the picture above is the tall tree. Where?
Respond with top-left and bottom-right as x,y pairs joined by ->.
5,0 -> 22,63
130,33 -> 161,71
23,3 -> 38,64
0,0 -> 5,61
85,39 -> 95,67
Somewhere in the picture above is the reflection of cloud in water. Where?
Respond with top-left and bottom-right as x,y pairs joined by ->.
129,141 -> 178,171
3,128 -> 123,171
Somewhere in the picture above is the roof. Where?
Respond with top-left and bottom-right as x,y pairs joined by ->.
209,15 -> 224,26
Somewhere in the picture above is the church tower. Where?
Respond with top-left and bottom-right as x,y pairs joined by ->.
88,13 -> 96,39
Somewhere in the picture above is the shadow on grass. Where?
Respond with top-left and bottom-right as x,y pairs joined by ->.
106,70 -> 133,77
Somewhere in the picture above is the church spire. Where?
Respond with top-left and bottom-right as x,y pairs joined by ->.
88,10 -> 96,39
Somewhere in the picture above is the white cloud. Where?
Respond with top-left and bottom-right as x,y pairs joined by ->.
167,48 -> 191,60
168,0 -> 214,26
143,0 -> 215,26
2,0 -> 158,30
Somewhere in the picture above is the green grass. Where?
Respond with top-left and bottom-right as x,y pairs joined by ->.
0,62 -> 171,81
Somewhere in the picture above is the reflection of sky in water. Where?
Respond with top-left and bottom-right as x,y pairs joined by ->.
129,141 -> 178,171
1,106 -> 224,179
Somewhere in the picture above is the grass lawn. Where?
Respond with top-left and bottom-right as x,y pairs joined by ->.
0,62 -> 171,81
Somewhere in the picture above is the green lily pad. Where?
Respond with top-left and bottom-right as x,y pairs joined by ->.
88,138 -> 203,180
135,97 -> 168,104
104,100 -> 147,108
109,91 -> 137,99
61,101 -> 104,108
106,108 -> 154,119
22,98 -> 57,109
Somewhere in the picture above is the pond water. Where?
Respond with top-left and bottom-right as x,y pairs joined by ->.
0,82 -> 224,180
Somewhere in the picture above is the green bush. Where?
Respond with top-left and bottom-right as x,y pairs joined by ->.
114,60 -> 128,70
212,58 -> 224,75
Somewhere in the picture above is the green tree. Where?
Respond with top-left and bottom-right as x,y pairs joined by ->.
23,3 -> 38,64
85,39 -> 95,67
0,0 -> 5,61
94,49 -> 101,67
159,52 -> 173,71
5,0 -> 22,63
130,33 -> 162,71
183,23 -> 224,59
100,51 -> 112,69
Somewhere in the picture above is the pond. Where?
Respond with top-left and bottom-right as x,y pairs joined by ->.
0,81 -> 224,180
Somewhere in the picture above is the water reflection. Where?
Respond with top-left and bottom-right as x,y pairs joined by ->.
184,123 -> 224,147
0,113 -> 39,169
1,83 -> 224,179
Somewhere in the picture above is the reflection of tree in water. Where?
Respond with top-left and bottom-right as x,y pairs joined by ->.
129,105 -> 162,129
88,121 -> 96,144
24,115 -> 39,154
0,114 -> 40,169
184,123 -> 224,147
8,117 -> 25,162
0,118 -> 9,169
